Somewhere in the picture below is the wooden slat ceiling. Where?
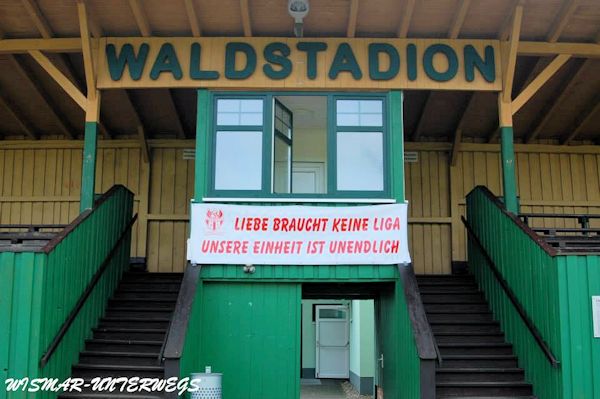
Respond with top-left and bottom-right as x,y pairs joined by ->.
0,0 -> 597,143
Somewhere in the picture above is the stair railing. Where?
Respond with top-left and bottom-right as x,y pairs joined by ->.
162,262 -> 202,398
398,263 -> 440,398
39,213 -> 138,368
461,215 -> 560,368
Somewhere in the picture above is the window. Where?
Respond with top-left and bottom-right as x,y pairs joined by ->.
334,99 -> 385,192
213,98 -> 265,191
210,93 -> 388,197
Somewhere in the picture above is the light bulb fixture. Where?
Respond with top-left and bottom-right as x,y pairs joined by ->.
288,0 -> 309,37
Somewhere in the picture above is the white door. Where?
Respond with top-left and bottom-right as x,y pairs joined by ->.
316,305 -> 350,379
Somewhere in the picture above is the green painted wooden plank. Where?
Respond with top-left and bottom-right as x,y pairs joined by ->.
390,90 -> 405,202
200,264 -> 398,281
80,121 -> 98,212
500,126 -> 518,213
195,89 -> 210,201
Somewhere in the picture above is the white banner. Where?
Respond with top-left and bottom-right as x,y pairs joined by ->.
188,203 -> 410,265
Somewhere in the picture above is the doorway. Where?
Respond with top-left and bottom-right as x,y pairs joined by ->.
315,304 -> 350,379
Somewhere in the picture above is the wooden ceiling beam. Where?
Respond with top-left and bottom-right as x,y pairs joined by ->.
518,0 -> 579,98
448,0 -> 471,39
397,0 -> 415,38
240,0 -> 252,37
77,0 -> 96,101
547,0 -> 579,43
502,5 -> 523,102
498,0 -> 521,40
126,1 -> 186,140
137,124 -> 150,163
166,89 -> 187,139
412,92 -> 433,142
21,0 -> 53,39
525,59 -> 587,143
561,96 -> 600,145
511,54 -> 571,115
124,89 -> 151,145
518,41 -> 600,57
8,55 -> 76,139
183,0 -> 202,37
347,0 -> 359,38
128,0 -> 152,37
0,90 -> 38,139
0,31 -> 76,139
450,92 -> 476,166
29,50 -> 87,110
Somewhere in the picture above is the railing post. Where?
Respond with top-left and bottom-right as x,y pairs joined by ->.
80,92 -> 101,212
498,95 -> 519,214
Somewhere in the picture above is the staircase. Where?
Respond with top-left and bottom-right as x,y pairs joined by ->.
59,270 -> 183,399
417,274 -> 536,399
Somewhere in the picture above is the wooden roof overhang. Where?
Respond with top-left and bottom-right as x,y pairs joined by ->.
0,0 -> 597,154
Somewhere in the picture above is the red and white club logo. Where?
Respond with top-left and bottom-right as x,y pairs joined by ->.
205,209 -> 224,232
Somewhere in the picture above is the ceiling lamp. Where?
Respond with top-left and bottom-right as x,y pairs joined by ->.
288,0 -> 309,37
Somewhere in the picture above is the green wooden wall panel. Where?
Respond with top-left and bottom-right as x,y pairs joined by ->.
381,279 -> 419,398
195,282 -> 301,399
200,264 -> 398,281
0,185 -> 134,399
557,255 -> 600,399
467,187 -> 562,399
467,186 -> 600,399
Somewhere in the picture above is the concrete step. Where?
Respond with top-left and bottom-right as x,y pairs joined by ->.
79,351 -> 160,367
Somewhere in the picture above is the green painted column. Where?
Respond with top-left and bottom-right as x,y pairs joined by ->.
390,90 -> 405,202
80,121 -> 98,212
194,89 -> 210,202
500,127 -> 518,213
498,94 -> 518,214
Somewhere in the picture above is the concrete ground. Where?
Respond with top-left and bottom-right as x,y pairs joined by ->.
300,379 -> 346,399
300,379 -> 373,399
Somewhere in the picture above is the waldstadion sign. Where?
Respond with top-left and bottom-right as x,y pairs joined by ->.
97,38 -> 501,91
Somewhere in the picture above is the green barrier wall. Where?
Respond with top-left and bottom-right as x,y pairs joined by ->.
0,185 -> 134,399
466,185 -> 600,399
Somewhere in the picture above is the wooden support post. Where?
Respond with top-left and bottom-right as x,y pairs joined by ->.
194,89 -> 210,201
502,5 -> 523,103
498,95 -> 518,214
80,92 -> 101,212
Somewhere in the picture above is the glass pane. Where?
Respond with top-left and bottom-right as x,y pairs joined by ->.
337,113 -> 359,126
273,136 -> 291,194
240,112 -> 263,125
337,132 -> 384,191
217,112 -> 240,126
240,99 -> 263,113
319,308 -> 347,319
337,100 -> 359,113
215,131 -> 262,190
360,113 -> 383,126
217,99 -> 240,112
359,100 -> 382,113
217,99 -> 263,126
336,99 -> 383,127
